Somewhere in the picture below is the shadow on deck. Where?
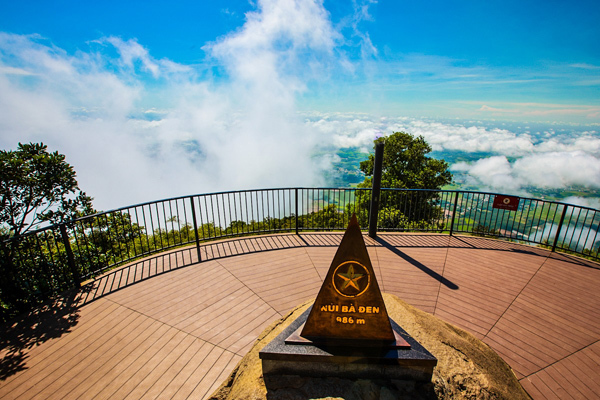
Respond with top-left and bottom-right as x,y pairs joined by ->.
1,233 -> 599,399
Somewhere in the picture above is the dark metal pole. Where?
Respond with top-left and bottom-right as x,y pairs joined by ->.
189,196 -> 202,262
368,142 -> 384,238
60,223 -> 80,286
295,188 -> 299,235
552,204 -> 568,253
449,191 -> 460,236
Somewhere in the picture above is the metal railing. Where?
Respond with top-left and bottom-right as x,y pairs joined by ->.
1,188 -> 599,320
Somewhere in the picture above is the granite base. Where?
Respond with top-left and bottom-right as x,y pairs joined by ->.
259,307 -> 437,382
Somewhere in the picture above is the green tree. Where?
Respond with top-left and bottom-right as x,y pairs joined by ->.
358,132 -> 452,190
0,142 -> 93,237
73,211 -> 144,275
1,142 -> 93,320
356,132 -> 452,229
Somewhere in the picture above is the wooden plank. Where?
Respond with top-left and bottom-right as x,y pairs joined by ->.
503,299 -> 595,343
526,370 -> 574,400
92,327 -> 181,400
1,304 -> 136,399
508,296 -> 597,344
543,365 -> 588,400
483,335 -> 542,377
150,341 -> 216,399
170,346 -> 225,400
154,278 -> 246,325
41,316 -> 159,400
110,262 -> 231,312
186,291 -> 269,339
211,303 -> 275,345
106,330 -> 189,399
121,335 -> 199,400
203,354 -> 243,399
557,357 -> 598,399
522,342 -> 600,400
176,287 -> 259,334
2,233 -> 599,400
433,308 -> 488,338
68,320 -> 167,399
519,376 -> 553,400
491,316 -> 573,360
188,350 -> 237,399
137,338 -> 209,400
200,298 -> 272,343
19,310 -> 144,398
0,297 -> 114,375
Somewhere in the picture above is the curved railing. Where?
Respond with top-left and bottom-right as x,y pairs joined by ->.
1,187 -> 599,320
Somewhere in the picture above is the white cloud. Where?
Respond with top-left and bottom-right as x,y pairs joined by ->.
307,114 -> 541,156
331,126 -> 379,148
308,112 -> 600,200
450,152 -> 600,193
103,37 -> 161,77
535,134 -> 600,155
2,0 -> 600,212
406,121 -> 536,155
570,63 -> 600,70
207,0 -> 339,88
563,196 -> 600,210
0,65 -> 36,75
475,102 -> 600,121
0,0 -> 342,211
514,152 -> 600,188
464,156 -> 523,191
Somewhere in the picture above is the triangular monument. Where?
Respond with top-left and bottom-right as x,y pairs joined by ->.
286,214 -> 409,348
260,214 -> 437,382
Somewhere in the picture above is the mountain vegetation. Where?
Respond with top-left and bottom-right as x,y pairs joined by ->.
352,132 -> 453,229
1,143 -> 93,318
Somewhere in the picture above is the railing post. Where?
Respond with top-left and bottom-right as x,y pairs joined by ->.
189,196 -> 202,262
59,223 -> 80,286
552,204 -> 568,253
449,191 -> 460,236
295,188 -> 299,235
369,142 -> 384,238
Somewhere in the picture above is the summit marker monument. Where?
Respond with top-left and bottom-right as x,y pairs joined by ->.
287,213 -> 409,348
259,214 -> 437,381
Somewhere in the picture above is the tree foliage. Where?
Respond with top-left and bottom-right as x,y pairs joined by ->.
358,131 -> 452,190
356,132 -> 452,228
0,142 -> 93,238
1,143 -> 93,321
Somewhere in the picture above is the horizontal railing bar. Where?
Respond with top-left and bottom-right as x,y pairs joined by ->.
7,187 -> 594,242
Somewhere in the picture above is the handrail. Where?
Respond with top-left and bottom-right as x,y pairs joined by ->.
1,187 -> 599,321
4,187 -> 599,253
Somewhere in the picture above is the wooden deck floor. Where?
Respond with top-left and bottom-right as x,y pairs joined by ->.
1,233 -> 599,399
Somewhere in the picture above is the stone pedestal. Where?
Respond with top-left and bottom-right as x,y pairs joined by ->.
259,307 -> 437,382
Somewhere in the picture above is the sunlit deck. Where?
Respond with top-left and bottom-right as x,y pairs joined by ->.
1,233 -> 599,399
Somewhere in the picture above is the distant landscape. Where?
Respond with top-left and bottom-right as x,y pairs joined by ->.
314,116 -> 600,209
328,145 -> 599,202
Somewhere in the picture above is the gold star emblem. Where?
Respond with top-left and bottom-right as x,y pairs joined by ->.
337,264 -> 365,291
332,261 -> 370,297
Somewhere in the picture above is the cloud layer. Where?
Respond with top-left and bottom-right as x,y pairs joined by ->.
451,152 -> 600,192
0,1 -> 343,210
1,0 -> 599,211
306,113 -> 600,200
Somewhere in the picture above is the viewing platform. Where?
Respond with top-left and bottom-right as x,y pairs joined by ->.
2,232 -> 599,399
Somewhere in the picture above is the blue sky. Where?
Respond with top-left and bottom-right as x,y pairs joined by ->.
2,0 -> 599,121
1,0 -> 599,209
